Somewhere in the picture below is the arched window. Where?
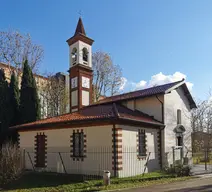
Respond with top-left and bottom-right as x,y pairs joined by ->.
82,47 -> 88,62
71,48 -> 77,64
177,136 -> 183,146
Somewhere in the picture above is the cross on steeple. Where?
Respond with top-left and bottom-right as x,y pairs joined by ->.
78,10 -> 82,17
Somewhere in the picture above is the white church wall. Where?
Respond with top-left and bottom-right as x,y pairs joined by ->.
82,90 -> 89,106
117,124 -> 160,177
122,95 -> 164,122
19,131 -> 36,170
19,125 -> 114,176
71,90 -> 78,106
164,87 -> 192,166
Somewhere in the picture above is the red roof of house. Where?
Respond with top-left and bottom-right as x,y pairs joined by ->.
11,103 -> 163,130
11,79 -> 197,131
95,80 -> 184,104
93,79 -> 196,108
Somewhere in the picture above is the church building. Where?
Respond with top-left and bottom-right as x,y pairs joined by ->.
11,18 -> 196,178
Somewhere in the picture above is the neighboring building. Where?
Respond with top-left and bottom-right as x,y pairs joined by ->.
0,62 -> 70,118
0,62 -> 48,89
11,18 -> 197,177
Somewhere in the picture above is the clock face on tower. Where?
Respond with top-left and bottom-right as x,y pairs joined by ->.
82,76 -> 90,88
71,77 -> 78,88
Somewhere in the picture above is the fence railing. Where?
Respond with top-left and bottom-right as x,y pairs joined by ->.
19,146 -> 193,180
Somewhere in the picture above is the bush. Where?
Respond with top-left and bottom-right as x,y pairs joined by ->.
0,142 -> 23,186
163,164 -> 192,177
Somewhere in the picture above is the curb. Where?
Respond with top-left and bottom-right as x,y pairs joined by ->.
101,176 -> 197,192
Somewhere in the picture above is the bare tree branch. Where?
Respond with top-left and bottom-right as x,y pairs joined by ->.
0,29 -> 44,75
39,73 -> 68,118
92,51 -> 123,102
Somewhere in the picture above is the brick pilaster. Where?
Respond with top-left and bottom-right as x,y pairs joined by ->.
112,127 -> 123,174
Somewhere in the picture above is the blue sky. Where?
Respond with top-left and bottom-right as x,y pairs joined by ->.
1,0 -> 212,100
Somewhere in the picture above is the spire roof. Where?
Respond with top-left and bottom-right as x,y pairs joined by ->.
74,17 -> 86,36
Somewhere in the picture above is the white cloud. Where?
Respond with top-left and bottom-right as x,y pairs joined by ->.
135,80 -> 147,89
185,82 -> 193,92
119,77 -> 127,91
120,72 -> 193,92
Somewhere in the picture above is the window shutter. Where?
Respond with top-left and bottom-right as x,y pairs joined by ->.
79,133 -> 84,157
72,132 -> 84,157
73,133 -> 76,157
138,130 -> 146,156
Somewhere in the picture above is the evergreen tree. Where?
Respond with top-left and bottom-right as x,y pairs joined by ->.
9,72 -> 20,126
20,60 -> 41,124
0,69 -> 11,139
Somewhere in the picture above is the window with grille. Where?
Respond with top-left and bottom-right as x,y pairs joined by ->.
73,132 -> 84,157
35,134 -> 46,168
138,129 -> 146,156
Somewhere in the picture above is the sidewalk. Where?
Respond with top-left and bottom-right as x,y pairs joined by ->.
117,175 -> 212,192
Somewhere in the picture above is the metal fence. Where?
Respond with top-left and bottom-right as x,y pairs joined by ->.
19,146 -> 193,180
192,149 -> 212,175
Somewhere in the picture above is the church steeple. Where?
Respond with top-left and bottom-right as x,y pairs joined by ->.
74,17 -> 86,36
67,18 -> 94,113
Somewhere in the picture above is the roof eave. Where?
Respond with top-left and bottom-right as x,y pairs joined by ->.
11,115 -> 164,131
10,117 -> 115,131
165,81 -> 197,110
92,93 -> 165,107
118,117 -> 164,128
164,80 -> 185,94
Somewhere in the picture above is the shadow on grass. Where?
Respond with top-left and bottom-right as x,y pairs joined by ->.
2,171 -> 82,190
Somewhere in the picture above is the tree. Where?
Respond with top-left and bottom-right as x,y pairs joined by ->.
40,73 -> 68,118
191,99 -> 212,133
92,51 -> 123,102
190,93 -> 212,154
9,72 -> 20,126
0,69 -> 11,140
20,60 -> 41,124
0,29 -> 44,75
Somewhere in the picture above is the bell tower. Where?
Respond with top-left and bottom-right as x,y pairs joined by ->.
67,17 -> 94,112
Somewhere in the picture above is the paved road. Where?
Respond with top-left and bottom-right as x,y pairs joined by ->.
121,175 -> 212,192
192,164 -> 212,175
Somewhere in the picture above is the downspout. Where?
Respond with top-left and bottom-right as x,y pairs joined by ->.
156,95 -> 165,169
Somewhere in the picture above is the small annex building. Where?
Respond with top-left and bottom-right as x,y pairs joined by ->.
11,18 -> 197,178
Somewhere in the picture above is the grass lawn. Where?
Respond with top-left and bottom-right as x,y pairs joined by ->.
1,171 -> 193,192
193,155 -> 212,165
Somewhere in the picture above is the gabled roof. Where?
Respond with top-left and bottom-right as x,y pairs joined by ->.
74,17 -> 86,36
94,79 -> 197,109
10,103 -> 163,130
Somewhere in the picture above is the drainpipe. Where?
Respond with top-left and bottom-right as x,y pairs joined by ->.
155,95 -> 165,169
156,95 -> 164,124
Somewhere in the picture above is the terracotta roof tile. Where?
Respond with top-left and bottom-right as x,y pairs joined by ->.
94,80 -> 184,105
10,103 -> 163,130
